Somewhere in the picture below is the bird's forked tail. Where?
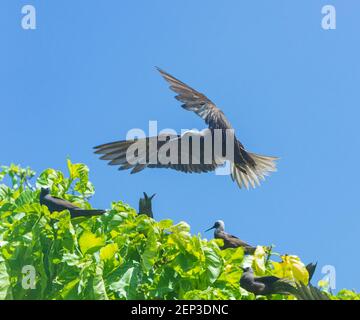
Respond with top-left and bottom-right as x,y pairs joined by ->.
231,152 -> 278,189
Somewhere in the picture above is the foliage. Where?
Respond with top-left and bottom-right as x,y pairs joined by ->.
0,162 -> 358,300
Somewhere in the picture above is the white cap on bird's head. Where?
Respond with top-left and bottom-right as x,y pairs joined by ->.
205,220 -> 225,232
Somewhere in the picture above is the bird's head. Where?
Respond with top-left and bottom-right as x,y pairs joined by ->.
241,267 -> 253,273
205,220 -> 225,232
40,187 -> 50,197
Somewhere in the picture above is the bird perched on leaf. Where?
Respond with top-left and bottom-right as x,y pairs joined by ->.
138,192 -> 155,218
206,220 -> 256,254
39,187 -> 106,218
240,267 -> 294,296
94,68 -> 278,189
240,267 -> 330,300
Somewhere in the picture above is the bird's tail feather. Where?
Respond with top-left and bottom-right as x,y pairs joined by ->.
231,152 -> 278,189
272,279 -> 296,295
289,283 -> 330,300
306,262 -> 317,283
71,209 -> 106,218
273,280 -> 330,300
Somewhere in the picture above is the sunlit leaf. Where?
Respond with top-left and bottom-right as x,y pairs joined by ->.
100,243 -> 118,261
79,231 -> 105,255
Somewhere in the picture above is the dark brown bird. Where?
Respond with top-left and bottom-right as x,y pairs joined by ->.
240,266 -> 329,300
240,267 -> 294,296
206,220 -> 256,254
138,192 -> 155,218
94,68 -> 278,189
39,188 -> 106,218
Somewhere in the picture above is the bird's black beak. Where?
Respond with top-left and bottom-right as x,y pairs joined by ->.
205,225 -> 215,232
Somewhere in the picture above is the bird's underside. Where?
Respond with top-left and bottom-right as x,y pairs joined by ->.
94,132 -> 224,174
94,68 -> 278,189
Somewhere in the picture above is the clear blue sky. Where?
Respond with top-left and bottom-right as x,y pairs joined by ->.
1,0 -> 359,292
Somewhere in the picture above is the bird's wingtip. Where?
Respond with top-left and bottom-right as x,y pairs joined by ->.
155,66 -> 169,76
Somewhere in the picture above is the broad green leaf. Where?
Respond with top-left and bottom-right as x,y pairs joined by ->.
252,246 -> 266,275
100,243 -> 118,261
203,246 -> 223,283
0,261 -> 11,300
0,160 -> 357,301
157,219 -> 173,229
14,190 -> 36,207
109,267 -> 134,299
79,231 -> 105,255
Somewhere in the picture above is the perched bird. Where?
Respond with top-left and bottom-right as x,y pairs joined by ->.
240,267 -> 294,296
94,68 -> 278,189
205,220 -> 256,254
138,192 -> 155,218
39,188 -> 106,218
240,267 -> 330,300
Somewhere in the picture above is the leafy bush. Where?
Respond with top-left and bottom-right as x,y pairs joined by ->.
0,161 -> 359,300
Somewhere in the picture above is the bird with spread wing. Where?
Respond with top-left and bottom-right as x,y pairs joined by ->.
94,68 -> 278,189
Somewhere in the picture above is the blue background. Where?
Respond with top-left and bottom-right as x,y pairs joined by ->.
1,1 -> 359,291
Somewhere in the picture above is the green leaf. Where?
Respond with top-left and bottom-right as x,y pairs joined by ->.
0,261 -> 11,300
100,243 -> 118,261
14,190 -> 36,207
0,160 -> 357,301
79,231 -> 105,255
157,219 -> 173,229
203,246 -> 223,283
109,267 -> 134,299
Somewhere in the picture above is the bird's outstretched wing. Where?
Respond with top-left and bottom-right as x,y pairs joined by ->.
94,131 -> 222,174
157,67 -> 233,130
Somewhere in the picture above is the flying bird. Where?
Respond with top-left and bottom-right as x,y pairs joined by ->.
206,220 -> 256,254
39,188 -> 106,218
94,68 -> 278,189
138,192 -> 155,218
